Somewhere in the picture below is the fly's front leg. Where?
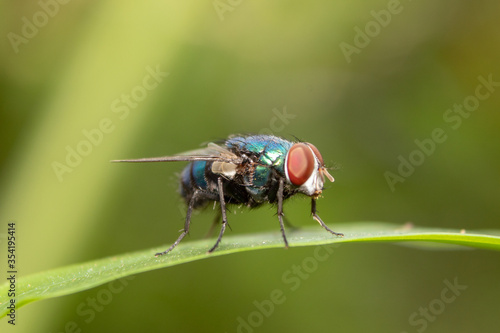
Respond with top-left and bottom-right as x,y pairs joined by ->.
311,198 -> 344,237
155,190 -> 199,256
277,177 -> 289,248
208,177 -> 228,253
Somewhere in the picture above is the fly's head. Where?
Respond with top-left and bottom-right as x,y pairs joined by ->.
284,142 -> 334,198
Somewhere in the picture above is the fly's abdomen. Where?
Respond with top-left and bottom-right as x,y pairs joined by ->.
180,160 -> 207,189
179,161 -> 214,207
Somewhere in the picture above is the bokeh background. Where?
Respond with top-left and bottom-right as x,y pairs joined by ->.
1,1 -> 499,332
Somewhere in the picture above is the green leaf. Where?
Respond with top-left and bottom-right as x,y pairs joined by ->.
1,222 -> 499,318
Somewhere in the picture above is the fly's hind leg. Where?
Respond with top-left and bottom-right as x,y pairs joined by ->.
208,177 -> 229,253
155,190 -> 199,257
311,198 -> 344,237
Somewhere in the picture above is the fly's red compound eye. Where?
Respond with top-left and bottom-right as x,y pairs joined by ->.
306,143 -> 324,166
287,143 -> 316,186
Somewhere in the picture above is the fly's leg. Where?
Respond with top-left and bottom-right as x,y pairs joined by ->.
311,198 -> 344,237
155,190 -> 199,257
208,177 -> 229,253
277,177 -> 289,248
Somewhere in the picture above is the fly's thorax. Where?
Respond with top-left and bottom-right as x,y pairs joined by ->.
226,135 -> 291,170
215,135 -> 292,188
284,142 -> 334,198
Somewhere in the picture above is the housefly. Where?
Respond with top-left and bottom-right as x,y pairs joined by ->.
113,134 -> 343,256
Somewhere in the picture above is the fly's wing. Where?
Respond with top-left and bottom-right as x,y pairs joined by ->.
111,142 -> 242,164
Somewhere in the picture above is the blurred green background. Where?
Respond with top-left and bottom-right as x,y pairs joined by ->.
1,1 -> 499,332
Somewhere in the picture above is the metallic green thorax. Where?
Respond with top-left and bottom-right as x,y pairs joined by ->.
228,135 -> 292,172
226,135 -> 293,201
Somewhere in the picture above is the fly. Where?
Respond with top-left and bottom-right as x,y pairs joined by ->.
112,134 -> 343,256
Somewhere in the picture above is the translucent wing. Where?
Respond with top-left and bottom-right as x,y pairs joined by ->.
111,142 -> 242,164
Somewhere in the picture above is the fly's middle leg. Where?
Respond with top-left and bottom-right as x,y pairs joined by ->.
277,178 -> 289,248
208,177 -> 229,253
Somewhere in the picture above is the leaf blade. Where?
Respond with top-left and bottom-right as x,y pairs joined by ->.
1,222 -> 499,318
